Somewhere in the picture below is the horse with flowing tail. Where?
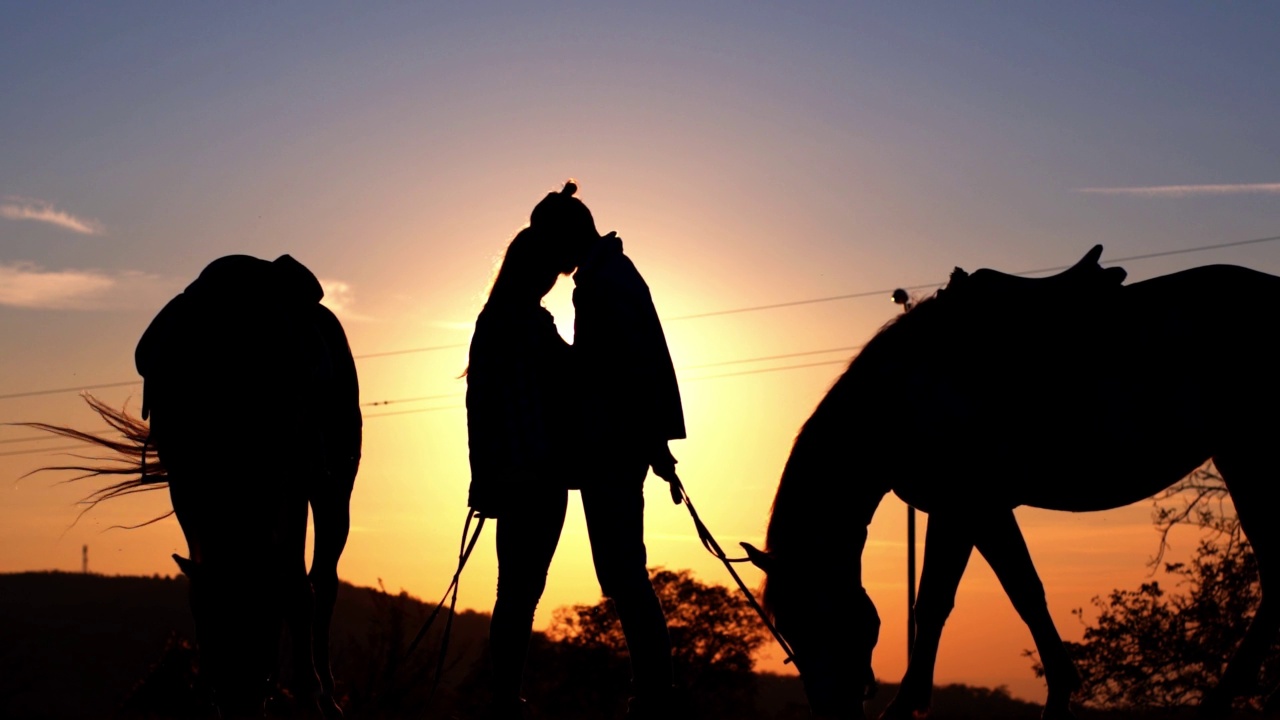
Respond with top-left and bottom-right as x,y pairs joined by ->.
742,246 -> 1280,720
24,254 -> 361,719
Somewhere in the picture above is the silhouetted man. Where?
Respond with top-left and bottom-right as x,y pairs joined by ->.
530,181 -> 685,718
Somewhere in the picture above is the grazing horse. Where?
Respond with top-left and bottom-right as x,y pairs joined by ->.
742,247 -> 1280,720
25,254 -> 361,718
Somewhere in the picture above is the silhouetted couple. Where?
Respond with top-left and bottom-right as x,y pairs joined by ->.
465,181 -> 685,719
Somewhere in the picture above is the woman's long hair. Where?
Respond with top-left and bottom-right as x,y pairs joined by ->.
465,226 -> 559,379
486,225 -> 558,306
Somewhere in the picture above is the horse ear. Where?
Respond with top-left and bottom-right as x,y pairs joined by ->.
740,542 -> 777,574
172,553 -> 198,579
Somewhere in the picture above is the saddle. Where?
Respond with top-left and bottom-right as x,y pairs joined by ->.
925,245 -> 1129,407
939,244 -> 1127,305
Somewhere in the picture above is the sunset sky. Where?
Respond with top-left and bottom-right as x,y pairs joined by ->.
4,2 -> 1280,703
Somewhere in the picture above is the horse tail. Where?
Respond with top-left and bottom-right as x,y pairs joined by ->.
18,393 -> 168,520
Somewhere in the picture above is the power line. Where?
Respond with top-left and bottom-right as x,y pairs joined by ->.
667,285 -> 936,321
0,346 -> 467,404
0,347 -> 861,449
1106,234 -> 1280,265
4,232 -> 1278,405
685,359 -> 849,380
356,344 -> 466,360
666,233 -> 1280,320
362,355 -> 855,420
39,228 -> 1272,431
355,345 -> 865,407
362,392 -> 462,408
356,345 -> 863,408
364,405 -> 464,419
680,345 -> 862,371
10,232 -> 1279,456
0,381 -> 141,402
7,355 -> 853,439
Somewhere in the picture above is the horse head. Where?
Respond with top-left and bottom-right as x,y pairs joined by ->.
750,418 -> 889,718
748,311 -> 910,718
744,538 -> 880,719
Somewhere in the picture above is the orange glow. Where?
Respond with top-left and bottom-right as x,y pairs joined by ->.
6,5 -> 1279,704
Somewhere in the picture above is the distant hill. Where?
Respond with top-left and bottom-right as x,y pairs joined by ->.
1,572 -> 196,720
0,571 -> 491,719
0,572 -> 1121,719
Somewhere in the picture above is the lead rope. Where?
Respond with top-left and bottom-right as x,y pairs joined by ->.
401,508 -> 487,703
403,477 -> 801,698
665,473 -> 800,670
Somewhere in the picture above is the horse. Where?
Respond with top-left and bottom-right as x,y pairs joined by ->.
741,246 -> 1280,720
23,254 -> 361,719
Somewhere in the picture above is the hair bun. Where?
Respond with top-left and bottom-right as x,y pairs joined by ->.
560,180 -> 578,197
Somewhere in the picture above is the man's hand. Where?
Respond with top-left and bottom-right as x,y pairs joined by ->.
651,442 -> 682,504
650,442 -> 677,480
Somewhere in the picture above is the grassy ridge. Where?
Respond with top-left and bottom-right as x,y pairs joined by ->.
0,571 -> 1062,719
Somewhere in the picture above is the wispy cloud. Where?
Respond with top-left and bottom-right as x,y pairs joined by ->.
0,261 -> 116,309
319,278 -> 372,321
1077,183 -> 1280,198
0,196 -> 104,235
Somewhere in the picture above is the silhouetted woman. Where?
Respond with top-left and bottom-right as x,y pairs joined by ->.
465,226 -> 571,719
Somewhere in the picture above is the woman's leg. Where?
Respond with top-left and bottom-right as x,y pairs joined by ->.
490,487 -> 569,707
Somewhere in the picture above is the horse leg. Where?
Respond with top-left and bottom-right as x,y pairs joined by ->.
881,512 -> 974,720
1200,453 -> 1280,719
308,469 -> 354,719
275,492 -> 323,716
972,510 -> 1079,720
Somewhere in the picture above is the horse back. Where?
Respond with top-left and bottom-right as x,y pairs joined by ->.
1007,265 -> 1280,510
137,257 -> 359,481
1120,264 -> 1280,382
884,264 -> 1280,513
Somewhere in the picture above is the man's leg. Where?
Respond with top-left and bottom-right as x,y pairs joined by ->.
580,459 -> 673,713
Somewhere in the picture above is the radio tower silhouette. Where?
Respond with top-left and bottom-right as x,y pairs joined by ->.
82,544 -> 88,574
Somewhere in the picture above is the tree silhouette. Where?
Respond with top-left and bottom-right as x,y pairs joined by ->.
547,568 -> 768,676
532,567 -> 769,717
1029,464 -> 1280,713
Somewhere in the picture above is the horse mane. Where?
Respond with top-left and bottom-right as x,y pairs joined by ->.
766,290 -> 948,539
759,291 -> 949,616
18,393 -> 170,528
